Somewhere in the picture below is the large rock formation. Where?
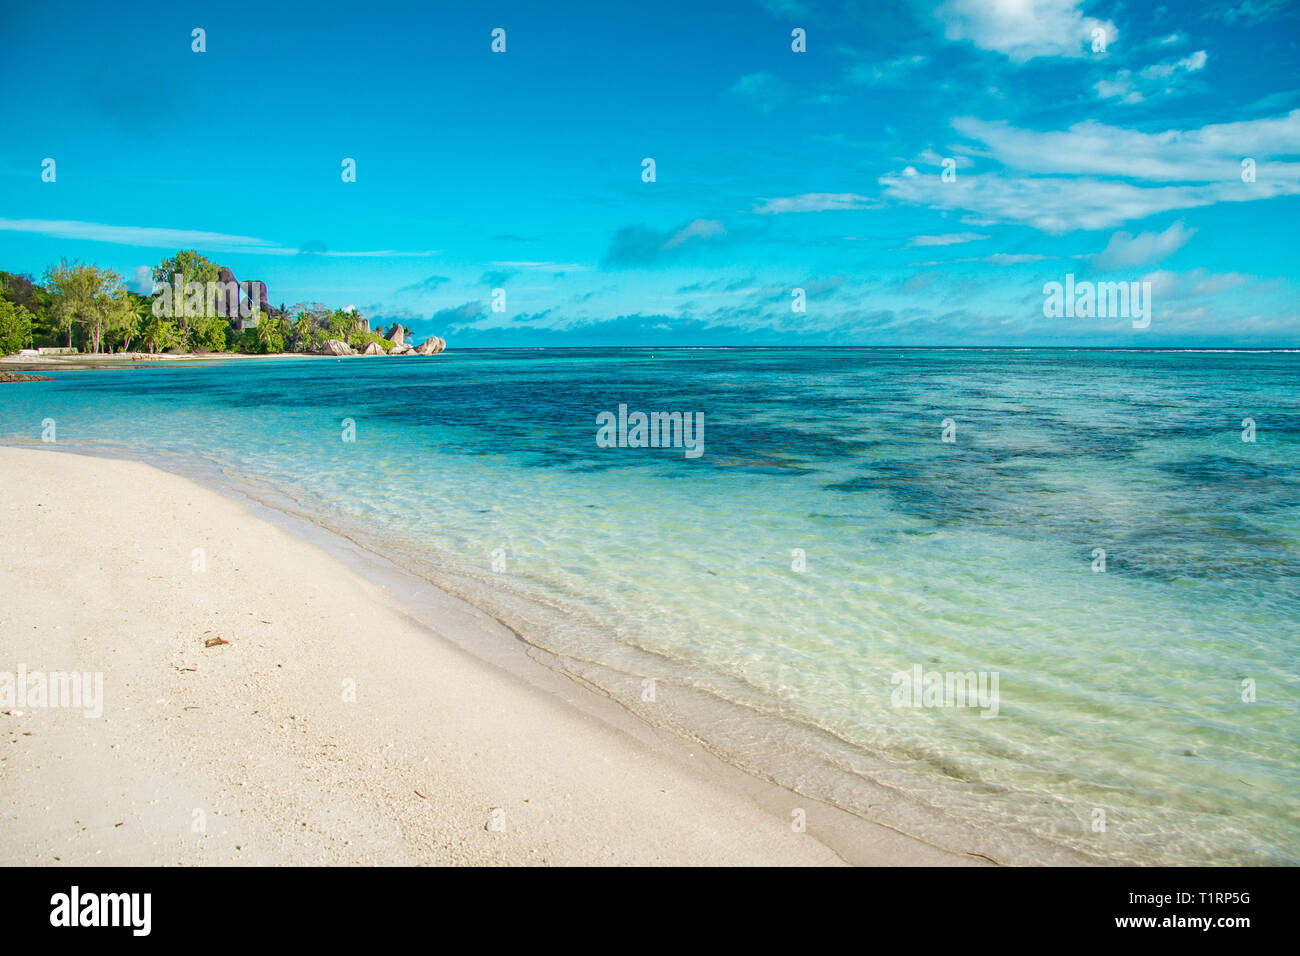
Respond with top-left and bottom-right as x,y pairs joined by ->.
216,266 -> 274,328
322,339 -> 356,356
384,323 -> 406,347
414,336 -> 446,355
362,341 -> 384,355
390,343 -> 414,355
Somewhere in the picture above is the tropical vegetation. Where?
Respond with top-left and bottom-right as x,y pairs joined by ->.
0,250 -> 397,356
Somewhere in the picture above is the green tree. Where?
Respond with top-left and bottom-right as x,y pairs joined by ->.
291,312 -> 319,352
194,315 -> 229,352
45,260 -> 122,353
0,300 -> 33,355
45,259 -> 91,348
327,309 -> 353,340
153,250 -> 219,349
256,313 -> 285,353
105,290 -> 142,352
152,249 -> 219,289
139,308 -> 179,354
0,272 -> 54,345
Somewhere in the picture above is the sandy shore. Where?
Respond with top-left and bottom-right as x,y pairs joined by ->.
0,447 -> 972,866
0,352 -> 317,371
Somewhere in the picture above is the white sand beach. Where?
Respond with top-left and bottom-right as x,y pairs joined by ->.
0,447 -> 972,866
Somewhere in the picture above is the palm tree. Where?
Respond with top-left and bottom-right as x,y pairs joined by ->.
327,310 -> 352,340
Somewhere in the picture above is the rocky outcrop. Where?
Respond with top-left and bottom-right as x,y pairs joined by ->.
216,267 -> 273,325
0,372 -> 53,383
322,339 -> 356,356
414,336 -> 446,355
362,341 -> 384,355
389,343 -> 414,355
384,323 -> 406,346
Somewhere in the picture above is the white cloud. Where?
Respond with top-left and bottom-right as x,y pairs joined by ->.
916,149 -> 974,168
130,265 -> 155,293
1093,221 -> 1197,269
908,252 -> 1053,266
0,218 -> 278,252
1094,73 -> 1144,104
883,110 -> 1300,233
1118,49 -> 1206,88
986,253 -> 1051,265
934,0 -> 1116,62
753,193 -> 877,213
1141,268 -> 1252,299
0,218 -> 440,257
879,171 -> 1300,233
950,111 -> 1300,181
1100,48 -> 1207,101
491,260 -> 590,271
908,232 -> 989,246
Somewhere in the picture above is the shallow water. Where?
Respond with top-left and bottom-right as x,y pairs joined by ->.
3,348 -> 1297,863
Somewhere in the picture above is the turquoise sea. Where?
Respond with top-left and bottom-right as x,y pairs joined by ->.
2,348 -> 1297,864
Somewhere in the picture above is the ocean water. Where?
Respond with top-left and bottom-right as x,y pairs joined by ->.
2,348 -> 1297,864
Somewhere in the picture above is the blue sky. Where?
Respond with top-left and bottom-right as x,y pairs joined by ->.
0,0 -> 1297,346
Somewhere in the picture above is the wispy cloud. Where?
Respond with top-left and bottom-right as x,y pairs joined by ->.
908,232 -> 989,247
753,193 -> 877,214
1095,50 -> 1208,103
844,54 -> 928,86
951,111 -> 1300,181
728,72 -> 789,113
1142,268 -> 1254,301
880,171 -> 1299,233
0,218 -> 279,252
908,253 -> 1054,267
880,110 -> 1300,232
664,219 -> 726,247
0,218 -> 440,257
1205,0 -> 1296,24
